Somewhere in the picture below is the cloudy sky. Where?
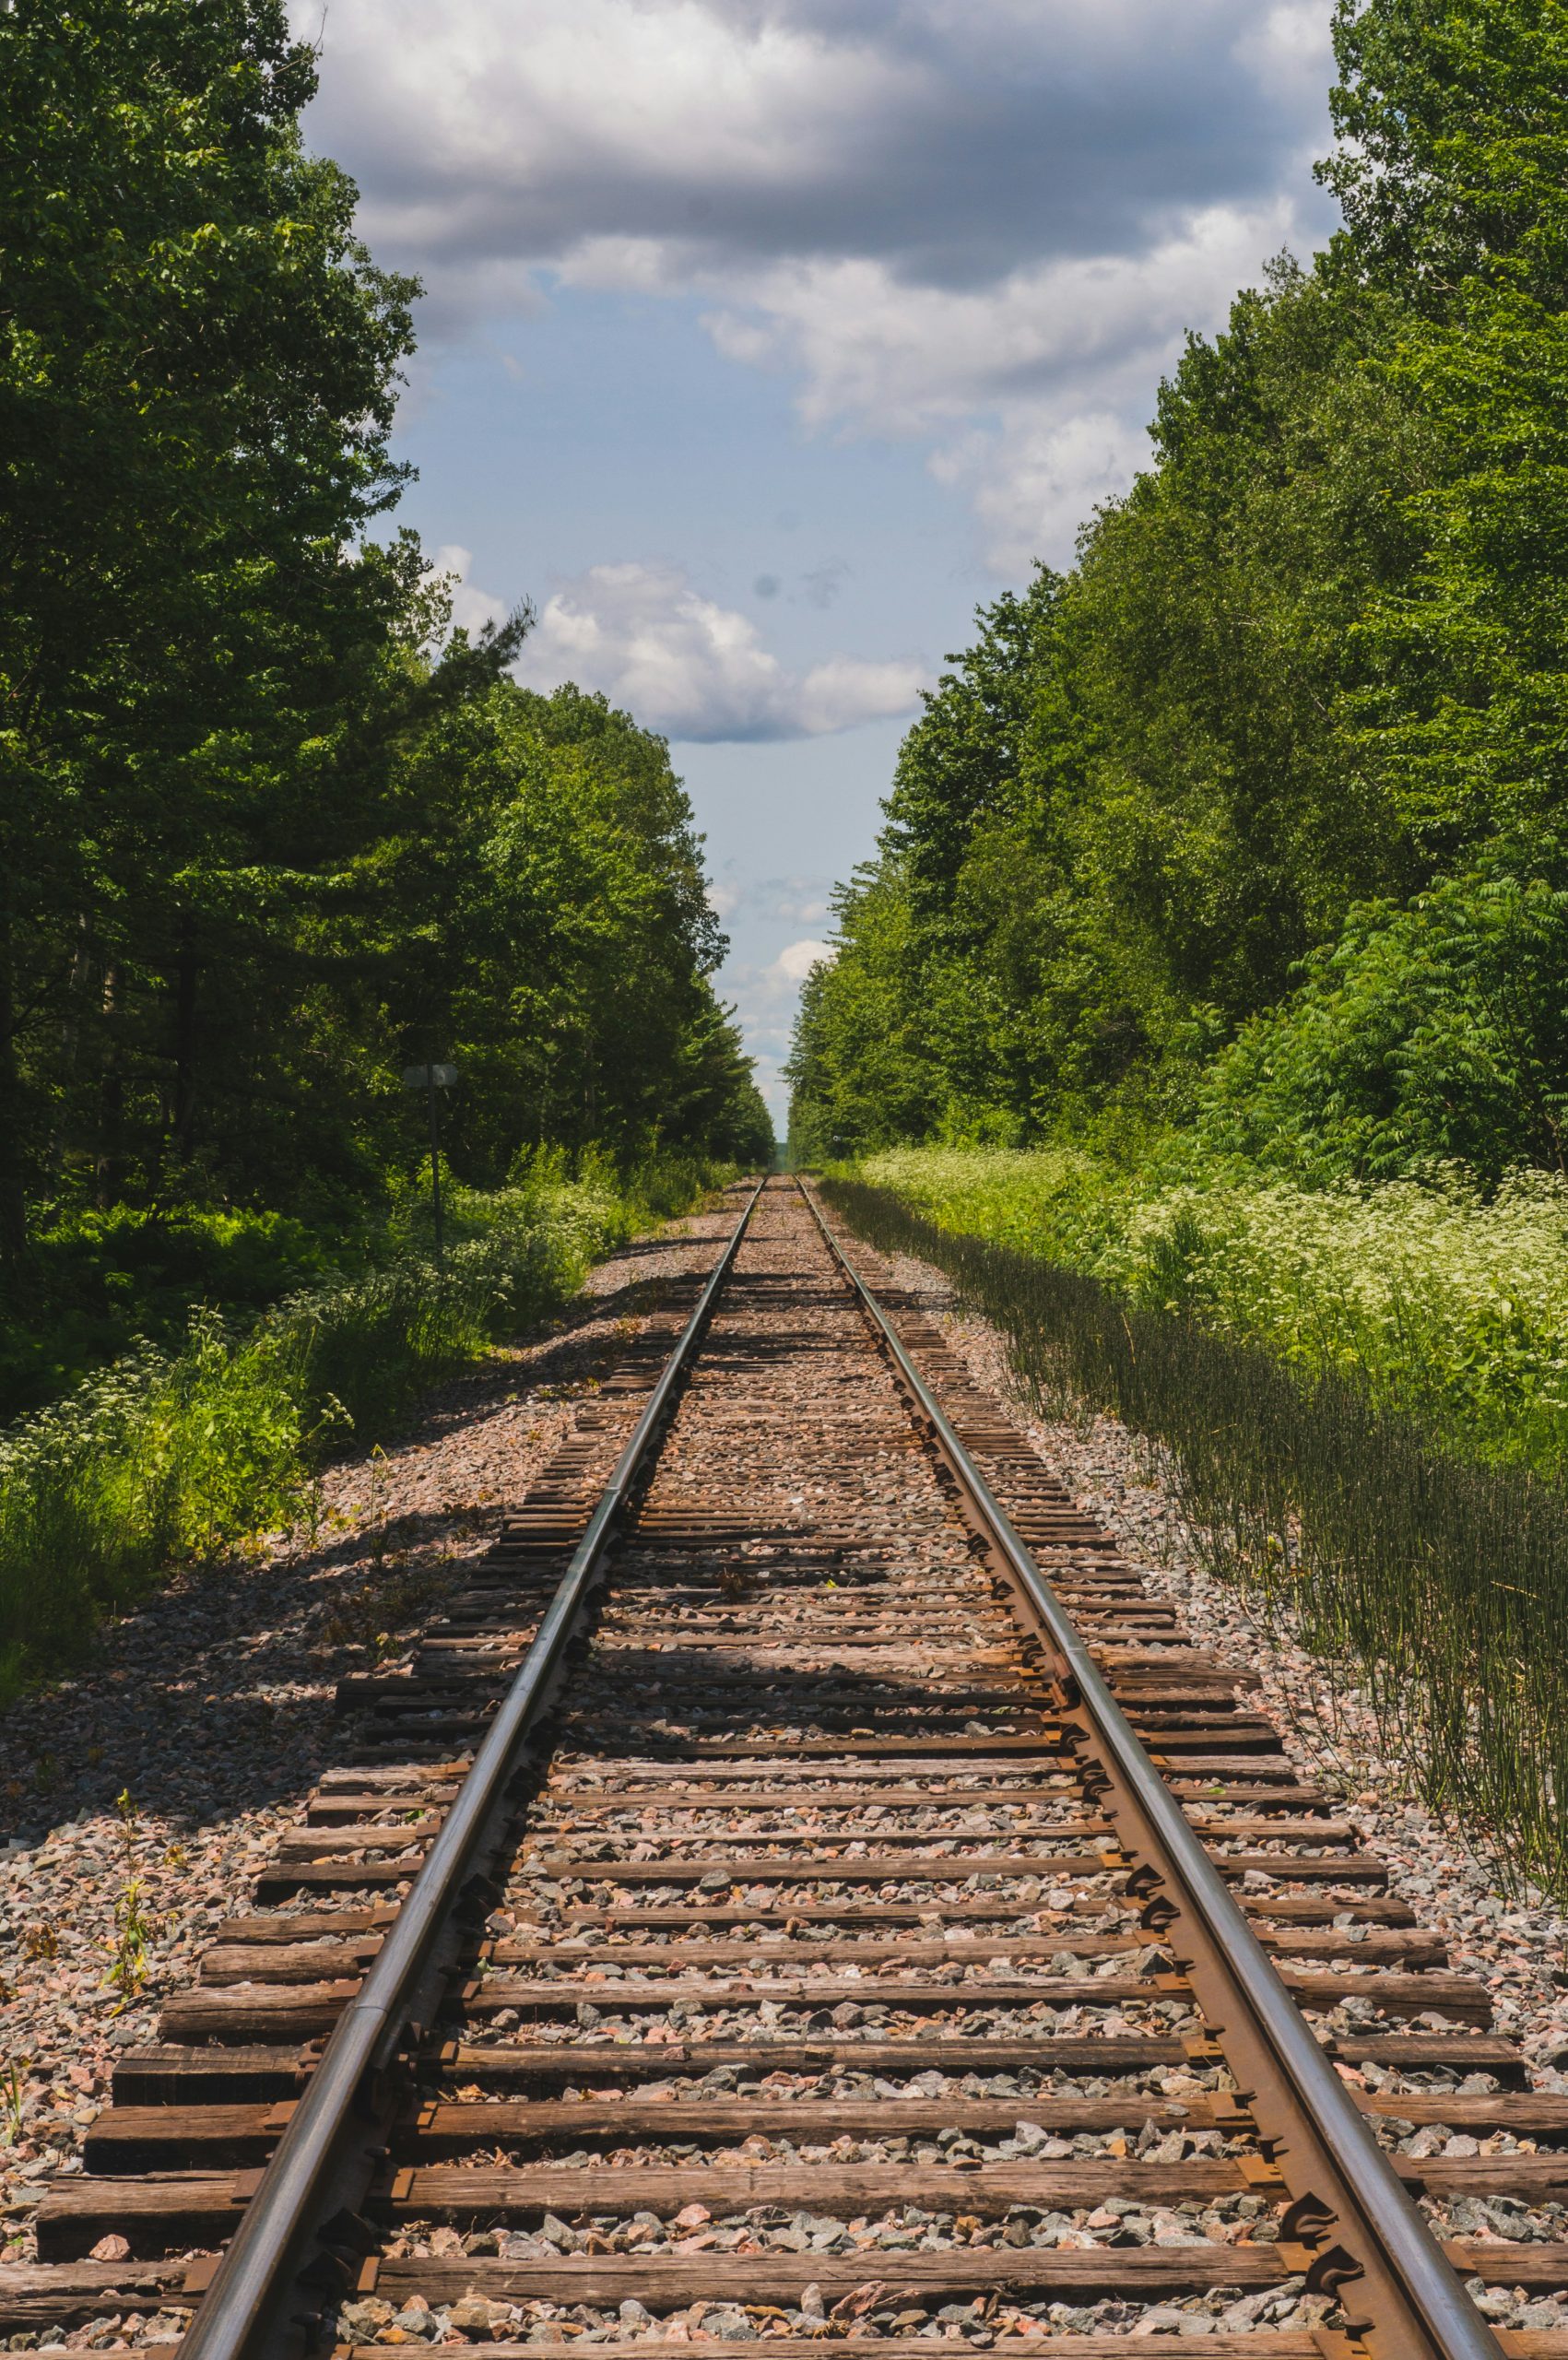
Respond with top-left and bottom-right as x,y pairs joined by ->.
300,0 -> 1340,1129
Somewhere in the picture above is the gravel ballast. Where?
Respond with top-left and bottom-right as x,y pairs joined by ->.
863,1233 -> 1568,2090
0,1202 -> 736,2259
6,1191 -> 1568,2349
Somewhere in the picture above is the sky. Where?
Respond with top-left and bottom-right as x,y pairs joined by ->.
298,0 -> 1342,1132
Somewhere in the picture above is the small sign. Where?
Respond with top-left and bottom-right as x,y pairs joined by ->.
402,1063 -> 457,1089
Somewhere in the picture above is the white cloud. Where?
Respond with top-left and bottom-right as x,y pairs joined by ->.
700,197 -> 1303,566
707,873 -> 833,936
430,544 -> 512,636
706,202 -> 1299,436
305,0 -> 1332,293
933,412 -> 1155,577
718,933 -> 839,1123
768,884 -> 831,925
512,561 -> 925,742
705,869 -> 746,923
302,0 -> 1339,567
772,938 -> 834,984
1235,2 -> 1338,107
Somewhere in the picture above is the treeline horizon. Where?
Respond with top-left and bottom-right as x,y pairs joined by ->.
1,0 -> 771,1405
789,0 -> 1568,1189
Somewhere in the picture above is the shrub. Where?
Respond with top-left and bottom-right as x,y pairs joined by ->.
1197,871 -> 1568,1186
0,1155 -> 725,1697
0,1202 -> 355,1422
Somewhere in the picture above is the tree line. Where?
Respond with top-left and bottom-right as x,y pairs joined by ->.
0,0 -> 770,1316
789,0 -> 1568,1188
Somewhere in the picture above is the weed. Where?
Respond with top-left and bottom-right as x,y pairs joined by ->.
20,1926 -> 57,1963
0,2061 -> 27,2145
104,1880 -> 153,2005
860,1146 -> 1568,1481
320,1558 -> 457,1653
365,1447 -> 391,1570
0,1155 -> 731,1697
114,1787 -> 137,1870
301,1470 -> 328,1552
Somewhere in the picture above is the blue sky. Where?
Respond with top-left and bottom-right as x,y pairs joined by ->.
300,0 -> 1340,1128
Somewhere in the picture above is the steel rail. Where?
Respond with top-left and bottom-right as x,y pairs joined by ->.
179,1175 -> 768,2360
799,1176 -> 1503,2360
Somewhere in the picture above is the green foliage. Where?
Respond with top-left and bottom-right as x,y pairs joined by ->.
0,0 -> 771,1397
786,7 -> 1568,1189
378,680 -> 772,1176
859,1145 -> 1568,1481
1200,869 -> 1568,1182
1321,0 -> 1568,300
826,1174 -> 1568,1902
0,0 -> 445,1262
0,664 -> 772,1419
0,1154 -> 725,1697
0,1203 -> 360,1419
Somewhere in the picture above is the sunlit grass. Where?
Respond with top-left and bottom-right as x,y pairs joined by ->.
860,1146 -> 1568,1481
0,1150 -> 725,1699
827,1170 -> 1568,1904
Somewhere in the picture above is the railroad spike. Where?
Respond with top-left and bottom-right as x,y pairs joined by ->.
1281,2188 -> 1339,2243
1305,2242 -> 1368,2295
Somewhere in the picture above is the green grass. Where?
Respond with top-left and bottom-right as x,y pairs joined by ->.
0,1142 -> 735,1422
0,1201 -> 377,1422
0,1149 -> 726,1699
859,1145 -> 1568,1482
826,1163 -> 1568,1904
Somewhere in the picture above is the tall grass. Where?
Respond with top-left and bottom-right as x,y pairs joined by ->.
0,1151 -> 725,1697
861,1146 -> 1568,1481
825,1174 -> 1568,1903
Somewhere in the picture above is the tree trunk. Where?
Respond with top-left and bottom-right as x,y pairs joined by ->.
171,910 -> 199,1166
95,962 -> 124,1210
0,884 -> 29,1271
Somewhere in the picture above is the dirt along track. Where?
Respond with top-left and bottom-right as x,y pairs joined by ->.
7,1178 -> 1568,2356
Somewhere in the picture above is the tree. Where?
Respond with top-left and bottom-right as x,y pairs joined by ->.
375,680 -> 751,1173
0,0 -> 442,1256
1321,0 -> 1568,305
789,2 -> 1568,1181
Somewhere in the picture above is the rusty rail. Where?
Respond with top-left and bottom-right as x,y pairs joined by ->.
800,1174 -> 1502,2360
176,1176 -> 767,2360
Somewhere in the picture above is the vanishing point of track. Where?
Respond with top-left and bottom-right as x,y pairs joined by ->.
8,1178 -> 1563,2357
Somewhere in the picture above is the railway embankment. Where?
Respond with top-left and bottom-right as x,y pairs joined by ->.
4,1178 -> 1564,2355
0,1200 -> 737,2292
875,1230 -> 1568,2101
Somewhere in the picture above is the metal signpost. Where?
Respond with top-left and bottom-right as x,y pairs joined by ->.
401,1063 -> 457,1264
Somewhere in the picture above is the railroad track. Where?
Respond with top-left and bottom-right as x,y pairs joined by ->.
6,1177 -> 1565,2357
